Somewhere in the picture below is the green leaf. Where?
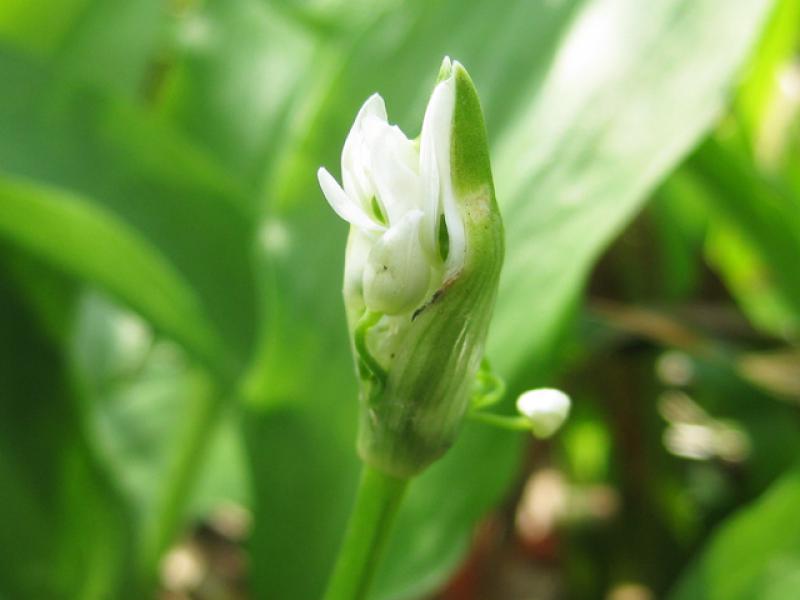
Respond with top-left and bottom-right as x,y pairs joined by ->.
0,46 -> 258,363
0,0 -> 88,56
0,263 -> 134,599
735,0 -> 800,157
691,140 -> 800,337
488,0 -> 775,377
0,171 -> 226,373
52,0 -> 165,98
670,467 -> 800,600
157,0 -> 322,192
69,292 -> 251,586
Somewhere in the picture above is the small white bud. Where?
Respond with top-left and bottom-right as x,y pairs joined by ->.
363,210 -> 430,314
516,388 -> 571,438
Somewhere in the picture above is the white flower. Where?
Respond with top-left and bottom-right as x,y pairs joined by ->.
317,59 -> 464,316
516,389 -> 571,438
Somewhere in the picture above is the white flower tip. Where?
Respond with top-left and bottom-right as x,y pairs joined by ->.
362,93 -> 387,119
516,388 -> 571,439
317,166 -> 335,197
318,166 -> 382,232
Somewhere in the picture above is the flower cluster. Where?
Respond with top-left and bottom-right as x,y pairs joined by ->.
318,58 -> 504,477
318,61 -> 464,317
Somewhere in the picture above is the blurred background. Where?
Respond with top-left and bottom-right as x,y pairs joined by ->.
1,0 -> 799,598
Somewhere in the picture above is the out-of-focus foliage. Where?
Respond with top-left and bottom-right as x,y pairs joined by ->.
2,0 -> 800,599
671,466 -> 800,600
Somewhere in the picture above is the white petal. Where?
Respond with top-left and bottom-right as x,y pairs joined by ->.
318,167 -> 383,232
342,94 -> 387,204
363,209 -> 430,315
419,108 -> 440,259
419,74 -> 464,270
362,113 -> 421,224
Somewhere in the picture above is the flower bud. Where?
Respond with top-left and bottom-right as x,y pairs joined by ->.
516,389 -> 571,439
318,58 -> 504,477
362,209 -> 430,315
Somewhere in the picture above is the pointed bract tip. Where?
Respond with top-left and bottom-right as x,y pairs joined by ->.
362,92 -> 387,117
452,60 -> 475,91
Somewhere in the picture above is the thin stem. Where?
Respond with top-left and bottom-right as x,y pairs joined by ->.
139,372 -> 223,588
354,310 -> 386,384
323,464 -> 409,600
468,410 -> 531,431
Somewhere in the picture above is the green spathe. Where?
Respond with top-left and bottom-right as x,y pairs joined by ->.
355,60 -> 504,477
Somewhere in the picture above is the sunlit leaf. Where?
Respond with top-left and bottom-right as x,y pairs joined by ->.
692,140 -> 800,338
670,466 -> 800,600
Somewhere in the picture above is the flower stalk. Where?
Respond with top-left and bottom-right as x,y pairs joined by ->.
322,466 -> 407,600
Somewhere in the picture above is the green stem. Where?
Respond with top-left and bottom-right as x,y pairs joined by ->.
355,310 -> 386,384
323,465 -> 409,600
139,372 -> 223,588
469,410 -> 531,431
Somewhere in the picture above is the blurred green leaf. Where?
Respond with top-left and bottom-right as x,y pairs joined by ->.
0,0 -> 165,100
0,0 -> 87,56
692,140 -> 800,337
735,0 -> 800,166
489,0 -> 775,376
72,293 -> 250,518
69,291 -> 251,587
0,46 -> 258,363
0,264 -> 133,599
53,0 -> 165,98
158,0 -> 321,192
646,173 -> 710,303
0,171 -> 226,371
670,466 -> 800,600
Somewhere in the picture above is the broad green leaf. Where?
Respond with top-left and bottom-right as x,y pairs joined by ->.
691,140 -> 800,337
71,293 -> 250,546
488,0 -> 775,376
53,0 -> 165,98
0,46 -> 258,363
0,0 -> 87,56
240,0 -> 775,598
0,171 -> 226,372
670,466 -> 800,600
157,0 -> 405,194
0,263 -> 134,599
0,0 -> 164,101
735,0 -> 800,166
158,0 -> 320,192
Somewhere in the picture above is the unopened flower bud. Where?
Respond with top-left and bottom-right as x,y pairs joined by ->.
516,389 -> 571,439
318,57 -> 504,477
